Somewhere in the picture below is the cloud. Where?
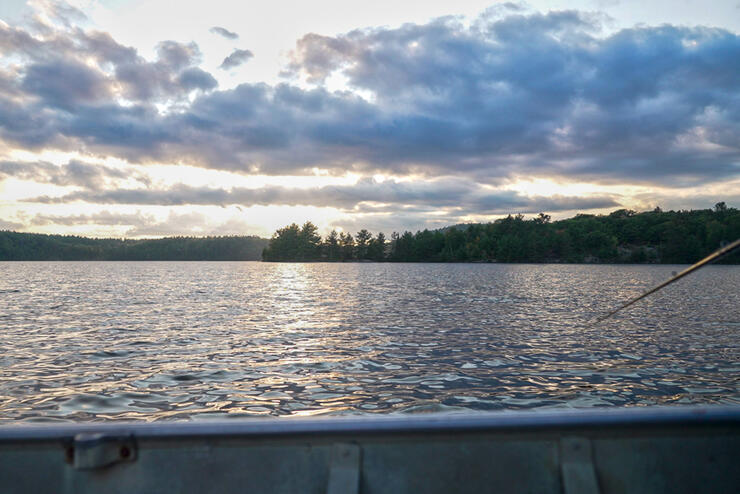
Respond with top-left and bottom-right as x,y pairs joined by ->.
27,209 -> 258,237
113,40 -> 219,100
156,40 -> 200,70
210,26 -> 239,40
219,48 -> 254,69
330,211 -> 455,235
0,159 -> 150,189
123,211 -> 257,237
0,20 -> 217,105
31,0 -> 87,29
24,177 -> 620,216
630,190 -> 740,212
0,6 -> 737,187
29,210 -> 154,226
177,67 -> 218,91
0,218 -> 24,231
21,60 -> 111,109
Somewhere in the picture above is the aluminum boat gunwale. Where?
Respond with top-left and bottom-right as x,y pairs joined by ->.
1,405 -> 738,494
0,405 -> 737,441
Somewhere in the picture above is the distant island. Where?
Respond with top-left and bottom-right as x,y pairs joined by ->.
263,203 -> 739,264
0,233 -> 268,261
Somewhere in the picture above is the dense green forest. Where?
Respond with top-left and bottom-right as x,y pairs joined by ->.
3,204 -> 737,263
0,232 -> 268,261
262,203 -> 740,264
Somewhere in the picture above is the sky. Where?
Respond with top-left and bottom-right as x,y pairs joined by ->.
0,1 -> 738,238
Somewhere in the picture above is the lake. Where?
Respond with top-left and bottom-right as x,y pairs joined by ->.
0,261 -> 738,422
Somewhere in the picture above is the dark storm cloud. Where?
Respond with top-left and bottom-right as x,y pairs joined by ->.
219,48 -> 254,69
1,8 -> 739,185
25,178 -> 619,216
210,26 -> 239,40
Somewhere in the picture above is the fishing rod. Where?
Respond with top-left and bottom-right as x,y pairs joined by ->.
593,238 -> 740,324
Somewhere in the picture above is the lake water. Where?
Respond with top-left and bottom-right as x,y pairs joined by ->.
0,262 -> 738,422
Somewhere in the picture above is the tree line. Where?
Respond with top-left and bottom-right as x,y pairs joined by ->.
262,203 -> 740,264
0,232 -> 268,261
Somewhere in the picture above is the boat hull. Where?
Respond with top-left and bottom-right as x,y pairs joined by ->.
0,406 -> 738,493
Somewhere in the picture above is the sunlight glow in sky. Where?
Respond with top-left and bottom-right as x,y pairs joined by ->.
0,0 -> 738,237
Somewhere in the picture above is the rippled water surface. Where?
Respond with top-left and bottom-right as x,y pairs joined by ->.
0,262 -> 738,422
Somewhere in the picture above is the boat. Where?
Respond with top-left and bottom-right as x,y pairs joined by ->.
0,405 -> 738,493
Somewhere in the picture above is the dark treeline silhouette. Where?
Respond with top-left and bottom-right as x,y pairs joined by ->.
262,203 -> 740,264
0,232 -> 268,261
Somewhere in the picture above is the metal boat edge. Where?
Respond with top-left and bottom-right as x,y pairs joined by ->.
0,404 -> 738,441
1,405 -> 738,494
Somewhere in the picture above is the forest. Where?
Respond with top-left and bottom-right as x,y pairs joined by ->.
262,203 -> 740,264
0,232 -> 268,261
2,204 -> 737,263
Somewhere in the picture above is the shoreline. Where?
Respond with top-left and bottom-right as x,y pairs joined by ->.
3,259 -> 738,266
